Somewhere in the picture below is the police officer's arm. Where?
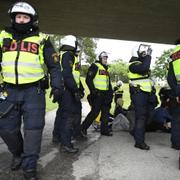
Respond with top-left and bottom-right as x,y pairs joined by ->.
43,37 -> 63,90
61,52 -> 79,93
105,64 -> 113,93
108,76 -> 113,92
79,80 -> 85,97
86,63 -> 98,93
167,62 -> 180,96
79,80 -> 84,92
129,55 -> 151,75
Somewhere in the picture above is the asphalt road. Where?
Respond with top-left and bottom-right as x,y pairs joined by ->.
0,102 -> 180,180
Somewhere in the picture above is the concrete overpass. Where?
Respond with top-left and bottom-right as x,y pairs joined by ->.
0,0 -> 180,44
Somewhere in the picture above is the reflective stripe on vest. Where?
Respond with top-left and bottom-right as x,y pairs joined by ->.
60,51 -> 80,88
172,59 -> 180,81
93,62 -> 109,90
0,30 -> 47,84
128,61 -> 152,92
171,46 -> 180,82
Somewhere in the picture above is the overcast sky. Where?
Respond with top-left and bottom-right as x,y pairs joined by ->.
96,38 -> 174,65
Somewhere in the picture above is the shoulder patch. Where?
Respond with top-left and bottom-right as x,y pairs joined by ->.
52,53 -> 59,63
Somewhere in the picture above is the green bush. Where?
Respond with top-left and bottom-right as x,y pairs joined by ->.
109,60 -> 129,83
80,64 -> 89,77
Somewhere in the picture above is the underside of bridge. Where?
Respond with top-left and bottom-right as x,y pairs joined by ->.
0,0 -> 180,44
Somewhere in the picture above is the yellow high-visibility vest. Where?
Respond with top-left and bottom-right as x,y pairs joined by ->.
0,30 -> 47,84
93,62 -> 109,90
128,61 -> 152,92
60,51 -> 80,88
171,46 -> 180,82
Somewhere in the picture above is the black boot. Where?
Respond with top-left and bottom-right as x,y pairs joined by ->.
80,128 -> 87,137
171,144 -> 180,150
23,169 -> 38,180
61,145 -> 79,153
11,156 -> 22,171
134,143 -> 150,150
101,129 -> 113,136
101,131 -> 113,136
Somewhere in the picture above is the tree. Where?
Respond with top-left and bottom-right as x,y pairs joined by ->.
49,34 -> 63,51
109,59 -> 129,83
151,49 -> 173,80
80,64 -> 89,77
78,37 -> 97,65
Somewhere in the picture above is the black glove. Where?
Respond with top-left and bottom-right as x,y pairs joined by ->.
79,90 -> 85,98
49,88 -> 63,103
74,90 -> 82,102
74,89 -> 84,102
147,47 -> 152,56
91,89 -> 100,97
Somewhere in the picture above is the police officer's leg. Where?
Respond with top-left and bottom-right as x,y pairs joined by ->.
100,103 -> 112,136
81,95 -> 102,131
21,86 -> 45,174
60,110 -> 73,147
132,92 -> 149,149
73,114 -> 81,138
60,111 -> 79,153
170,103 -> 180,149
60,90 -> 79,153
52,106 -> 62,143
73,101 -> 82,138
0,87 -> 23,170
60,91 -> 72,148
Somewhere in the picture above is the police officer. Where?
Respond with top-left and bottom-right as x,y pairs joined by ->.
0,2 -> 63,180
81,51 -> 113,136
52,35 -> 84,153
128,44 -> 152,150
167,44 -> 180,150
113,80 -> 126,117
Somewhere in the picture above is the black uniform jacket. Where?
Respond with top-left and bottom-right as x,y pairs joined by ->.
129,55 -> 151,75
86,61 -> 113,103
60,47 -> 84,94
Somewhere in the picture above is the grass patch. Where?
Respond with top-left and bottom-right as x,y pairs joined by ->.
45,89 -> 58,112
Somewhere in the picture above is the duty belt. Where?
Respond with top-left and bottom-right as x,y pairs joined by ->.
4,81 -> 40,88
